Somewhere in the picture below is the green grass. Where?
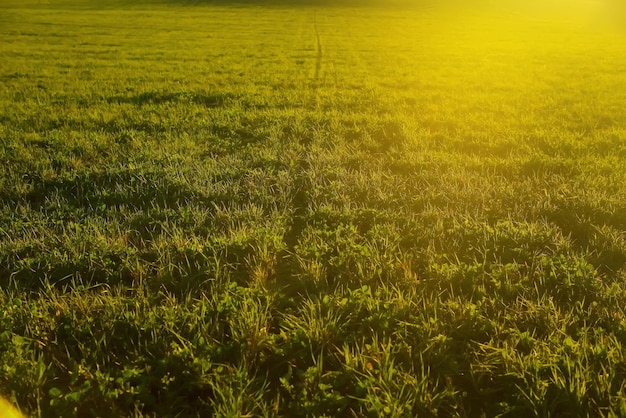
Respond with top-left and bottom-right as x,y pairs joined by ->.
2,0 -> 626,416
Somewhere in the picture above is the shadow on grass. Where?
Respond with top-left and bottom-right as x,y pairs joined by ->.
544,204 -> 626,273
107,91 -> 236,108
0,167 -> 283,291
16,169 -> 200,211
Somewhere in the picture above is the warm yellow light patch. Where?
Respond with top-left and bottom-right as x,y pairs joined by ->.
0,398 -> 24,418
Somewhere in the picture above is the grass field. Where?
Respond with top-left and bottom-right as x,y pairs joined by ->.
2,0 -> 626,416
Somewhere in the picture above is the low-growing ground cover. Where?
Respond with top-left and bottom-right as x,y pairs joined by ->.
1,0 -> 626,416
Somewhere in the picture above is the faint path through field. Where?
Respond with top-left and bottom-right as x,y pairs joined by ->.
281,10 -> 322,259
313,10 -> 322,85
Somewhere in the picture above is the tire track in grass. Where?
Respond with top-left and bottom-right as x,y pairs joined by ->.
280,11 -> 322,287
313,9 -> 322,85
283,10 -> 320,245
